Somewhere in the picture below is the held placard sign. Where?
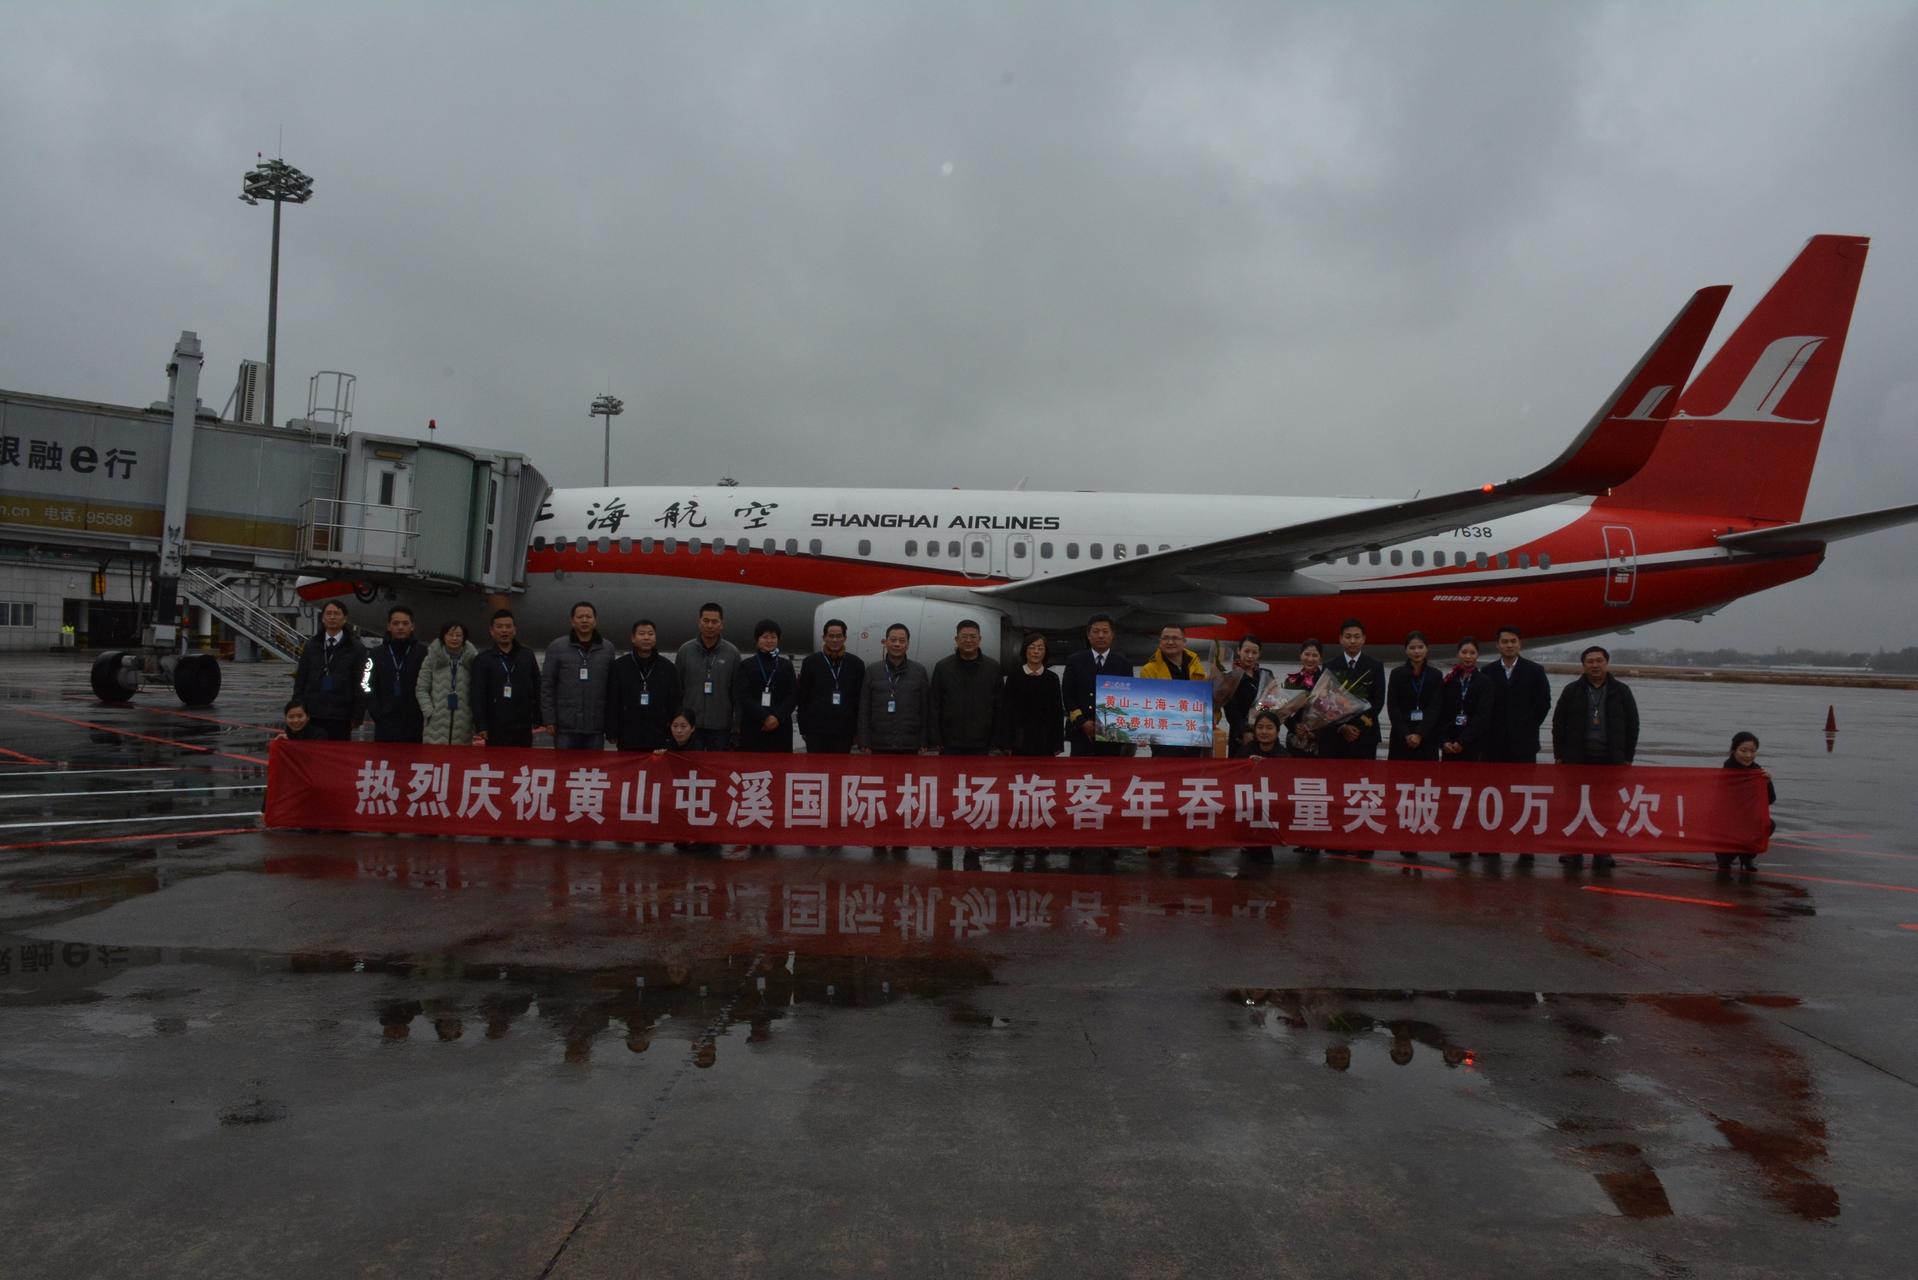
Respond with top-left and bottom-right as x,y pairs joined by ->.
1093,676 -> 1213,748
265,743 -> 1771,855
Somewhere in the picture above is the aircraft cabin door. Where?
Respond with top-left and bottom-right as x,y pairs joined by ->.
1005,533 -> 1034,580
1600,524 -> 1637,606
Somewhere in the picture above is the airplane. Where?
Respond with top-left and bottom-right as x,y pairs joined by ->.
319,235 -> 1917,665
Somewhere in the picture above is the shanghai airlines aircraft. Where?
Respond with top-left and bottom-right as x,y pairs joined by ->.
336,236 -> 1915,663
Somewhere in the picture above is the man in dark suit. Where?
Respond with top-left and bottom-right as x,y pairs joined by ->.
1060,614 -> 1132,757
1318,618 -> 1386,760
290,599 -> 367,740
1485,626 -> 1552,764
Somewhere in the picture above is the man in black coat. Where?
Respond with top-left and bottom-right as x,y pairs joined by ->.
733,619 -> 799,752
1319,618 -> 1386,760
1484,626 -> 1552,764
290,599 -> 367,740
1551,645 -> 1640,870
1060,614 -> 1131,757
796,617 -> 864,754
929,619 -> 1003,755
365,605 -> 427,743
605,619 -> 681,751
1551,646 -> 1639,766
470,609 -> 543,748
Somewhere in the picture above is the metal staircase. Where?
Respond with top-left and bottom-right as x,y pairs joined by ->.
180,568 -> 308,663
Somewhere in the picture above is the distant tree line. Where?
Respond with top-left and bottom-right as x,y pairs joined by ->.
1535,646 -> 1918,673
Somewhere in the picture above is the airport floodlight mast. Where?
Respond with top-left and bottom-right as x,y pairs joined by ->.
591,393 -> 625,486
238,155 -> 315,429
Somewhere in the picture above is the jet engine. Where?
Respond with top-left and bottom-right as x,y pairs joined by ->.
815,597 -> 1006,666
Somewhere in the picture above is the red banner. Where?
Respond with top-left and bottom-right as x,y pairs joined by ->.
264,742 -> 1770,855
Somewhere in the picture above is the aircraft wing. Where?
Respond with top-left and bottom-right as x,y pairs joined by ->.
948,285 -> 1730,614
1717,502 -> 1918,556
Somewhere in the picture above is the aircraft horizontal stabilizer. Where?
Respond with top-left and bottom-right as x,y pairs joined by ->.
1717,502 -> 1918,555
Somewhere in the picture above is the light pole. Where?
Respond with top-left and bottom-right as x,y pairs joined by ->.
239,156 -> 315,428
591,394 -> 625,486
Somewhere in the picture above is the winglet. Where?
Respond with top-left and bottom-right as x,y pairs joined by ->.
1504,284 -> 1731,497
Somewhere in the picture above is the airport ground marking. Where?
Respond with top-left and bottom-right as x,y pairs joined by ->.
0,810 -> 263,832
0,766 -> 260,778
1580,885 -> 1737,909
0,746 -> 51,765
0,825 -> 259,852
0,783 -> 268,801
2,707 -> 270,765
1611,852 -> 1918,896
116,705 -> 283,733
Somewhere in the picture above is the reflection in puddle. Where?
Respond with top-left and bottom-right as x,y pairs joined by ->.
1224,985 -> 1836,1224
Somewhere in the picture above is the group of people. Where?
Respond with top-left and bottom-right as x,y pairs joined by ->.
285,601 -> 1767,873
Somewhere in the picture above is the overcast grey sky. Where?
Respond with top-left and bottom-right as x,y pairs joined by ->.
3,1 -> 1915,649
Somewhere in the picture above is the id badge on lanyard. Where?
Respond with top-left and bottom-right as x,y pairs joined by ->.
578,665 -> 590,682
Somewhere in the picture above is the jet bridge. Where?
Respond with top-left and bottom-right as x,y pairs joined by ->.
0,331 -> 550,704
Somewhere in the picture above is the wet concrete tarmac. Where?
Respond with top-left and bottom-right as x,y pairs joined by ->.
2,654 -> 1915,1278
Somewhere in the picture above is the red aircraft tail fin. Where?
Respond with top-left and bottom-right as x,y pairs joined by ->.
1598,234 -> 1868,522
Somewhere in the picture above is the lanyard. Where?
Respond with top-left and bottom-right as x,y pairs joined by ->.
824,656 -> 844,691
885,662 -> 907,694
633,655 -> 653,692
759,652 -> 780,684
497,650 -> 516,680
386,642 -> 408,695
1409,668 -> 1426,699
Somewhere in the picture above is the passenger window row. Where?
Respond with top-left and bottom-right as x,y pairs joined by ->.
1343,548 -> 1552,570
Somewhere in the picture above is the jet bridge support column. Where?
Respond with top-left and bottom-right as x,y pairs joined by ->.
90,330 -> 225,707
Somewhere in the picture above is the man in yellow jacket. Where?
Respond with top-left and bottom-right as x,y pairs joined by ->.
1138,624 -> 1212,760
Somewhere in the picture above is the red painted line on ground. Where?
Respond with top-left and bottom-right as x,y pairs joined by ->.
2,707 -> 269,765
1610,852 -> 1918,896
1581,885 -> 1736,909
1898,923 -> 1918,932
0,825 -> 257,852
1322,852 -> 1458,874
0,746 -> 50,765
126,706 -> 282,733
1772,838 -> 1918,863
